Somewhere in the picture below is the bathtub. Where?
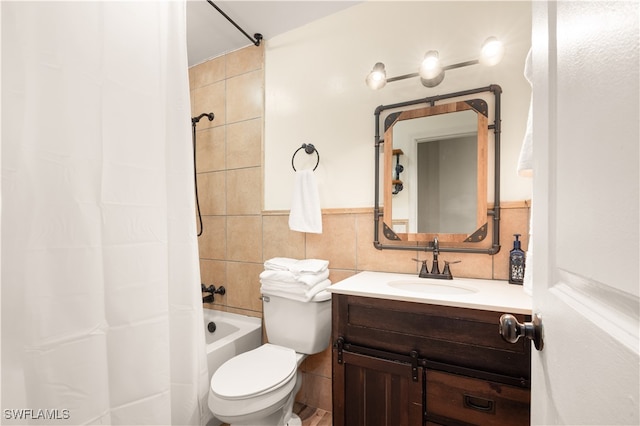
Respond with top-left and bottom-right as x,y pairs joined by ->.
202,308 -> 262,382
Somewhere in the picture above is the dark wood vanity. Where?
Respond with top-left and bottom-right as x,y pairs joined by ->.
331,293 -> 531,426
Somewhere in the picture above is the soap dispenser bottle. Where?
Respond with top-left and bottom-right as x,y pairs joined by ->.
509,234 -> 526,285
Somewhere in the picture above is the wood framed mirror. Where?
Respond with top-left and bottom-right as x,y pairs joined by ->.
373,85 -> 502,254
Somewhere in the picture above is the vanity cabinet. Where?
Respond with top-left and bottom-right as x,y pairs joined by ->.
331,294 -> 531,426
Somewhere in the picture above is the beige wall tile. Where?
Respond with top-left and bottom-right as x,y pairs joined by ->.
200,259 -> 227,307
227,216 -> 263,262
226,70 -> 263,124
226,118 -> 262,169
494,206 -> 530,280
442,251 -> 493,280
305,214 -> 357,270
197,171 -> 225,215
198,216 -> 226,260
299,374 -> 332,412
355,213 -> 417,273
199,259 -> 226,287
195,126 -> 225,173
226,45 -> 263,78
329,269 -> 356,284
226,261 -> 263,313
226,167 -> 262,215
303,345 -> 331,378
262,215 -> 306,261
189,56 -> 225,89
192,81 -> 225,127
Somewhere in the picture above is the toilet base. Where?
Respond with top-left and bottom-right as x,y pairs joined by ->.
287,413 -> 302,426
227,388 -> 296,426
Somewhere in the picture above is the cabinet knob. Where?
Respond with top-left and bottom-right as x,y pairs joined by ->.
499,313 -> 544,351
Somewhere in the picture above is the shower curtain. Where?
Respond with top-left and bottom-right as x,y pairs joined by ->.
1,1 -> 210,424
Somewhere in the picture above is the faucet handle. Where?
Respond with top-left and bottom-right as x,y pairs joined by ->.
442,260 -> 461,279
411,258 -> 429,277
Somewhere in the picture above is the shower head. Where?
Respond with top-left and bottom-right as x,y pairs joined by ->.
192,112 -> 215,124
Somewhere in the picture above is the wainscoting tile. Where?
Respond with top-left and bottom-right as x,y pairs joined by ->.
305,214 -> 357,270
262,214 -> 306,261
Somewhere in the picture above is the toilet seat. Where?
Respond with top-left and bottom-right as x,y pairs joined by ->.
211,344 -> 297,400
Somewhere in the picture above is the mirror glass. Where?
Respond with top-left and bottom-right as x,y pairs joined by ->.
379,99 -> 490,244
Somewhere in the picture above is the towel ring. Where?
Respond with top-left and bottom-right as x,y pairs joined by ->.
291,143 -> 320,171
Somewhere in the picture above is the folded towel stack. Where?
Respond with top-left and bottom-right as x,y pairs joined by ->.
260,257 -> 331,302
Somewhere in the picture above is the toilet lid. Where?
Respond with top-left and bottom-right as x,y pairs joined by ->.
211,344 -> 297,400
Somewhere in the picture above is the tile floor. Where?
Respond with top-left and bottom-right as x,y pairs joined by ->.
293,402 -> 332,426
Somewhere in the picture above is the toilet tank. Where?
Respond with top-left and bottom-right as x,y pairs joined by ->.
261,291 -> 332,354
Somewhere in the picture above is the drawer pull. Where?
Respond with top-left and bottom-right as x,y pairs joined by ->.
463,395 -> 495,413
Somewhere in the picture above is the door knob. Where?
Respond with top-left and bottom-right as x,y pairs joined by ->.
499,313 -> 544,351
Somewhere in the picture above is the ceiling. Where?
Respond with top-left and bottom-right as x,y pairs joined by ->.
186,1 -> 361,66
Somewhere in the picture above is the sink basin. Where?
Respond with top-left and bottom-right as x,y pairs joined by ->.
387,279 -> 477,295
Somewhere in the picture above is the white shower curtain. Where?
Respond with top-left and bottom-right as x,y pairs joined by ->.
1,1 -> 210,425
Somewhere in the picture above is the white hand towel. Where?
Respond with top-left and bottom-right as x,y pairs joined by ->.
518,48 -> 533,178
289,169 -> 322,233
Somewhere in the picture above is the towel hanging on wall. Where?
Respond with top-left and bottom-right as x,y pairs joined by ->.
289,169 -> 322,233
517,48 -> 533,177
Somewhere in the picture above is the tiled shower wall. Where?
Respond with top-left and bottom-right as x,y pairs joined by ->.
189,45 -> 530,413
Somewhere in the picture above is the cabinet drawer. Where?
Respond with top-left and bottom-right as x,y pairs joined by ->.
426,370 -> 530,426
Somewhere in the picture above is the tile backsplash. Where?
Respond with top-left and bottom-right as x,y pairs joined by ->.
190,45 -> 530,413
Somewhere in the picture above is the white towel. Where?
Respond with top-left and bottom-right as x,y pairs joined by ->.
288,258 -> 328,275
289,169 -> 322,233
264,257 -> 329,274
518,48 -> 533,177
260,279 -> 331,303
260,269 -> 330,287
264,257 -> 299,271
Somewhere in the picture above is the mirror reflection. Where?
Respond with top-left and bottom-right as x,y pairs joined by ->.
391,110 -> 479,235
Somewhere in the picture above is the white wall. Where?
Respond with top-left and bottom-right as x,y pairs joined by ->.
264,1 -> 532,210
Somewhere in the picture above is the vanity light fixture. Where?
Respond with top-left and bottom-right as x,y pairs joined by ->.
366,37 -> 504,90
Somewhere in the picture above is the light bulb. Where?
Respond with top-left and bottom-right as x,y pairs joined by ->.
366,62 -> 387,90
480,37 -> 504,66
419,51 -> 443,80
419,51 -> 445,87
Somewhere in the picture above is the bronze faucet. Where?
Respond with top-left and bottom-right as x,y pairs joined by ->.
412,237 -> 460,280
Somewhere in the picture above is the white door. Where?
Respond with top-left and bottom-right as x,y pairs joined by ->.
530,1 -> 639,424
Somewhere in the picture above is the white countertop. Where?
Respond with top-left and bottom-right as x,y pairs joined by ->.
328,271 -> 532,314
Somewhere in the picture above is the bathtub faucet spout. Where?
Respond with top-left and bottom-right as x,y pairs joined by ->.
201,284 -> 226,303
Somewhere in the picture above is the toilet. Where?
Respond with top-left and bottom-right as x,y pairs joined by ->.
208,290 -> 332,426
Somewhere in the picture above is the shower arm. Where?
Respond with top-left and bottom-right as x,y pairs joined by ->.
192,112 -> 214,124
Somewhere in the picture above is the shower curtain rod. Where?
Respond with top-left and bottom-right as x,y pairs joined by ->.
206,0 -> 263,47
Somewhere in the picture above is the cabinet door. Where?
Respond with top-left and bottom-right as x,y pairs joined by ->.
333,350 -> 423,426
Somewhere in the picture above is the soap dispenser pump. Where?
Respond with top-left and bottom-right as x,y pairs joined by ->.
509,234 -> 526,285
